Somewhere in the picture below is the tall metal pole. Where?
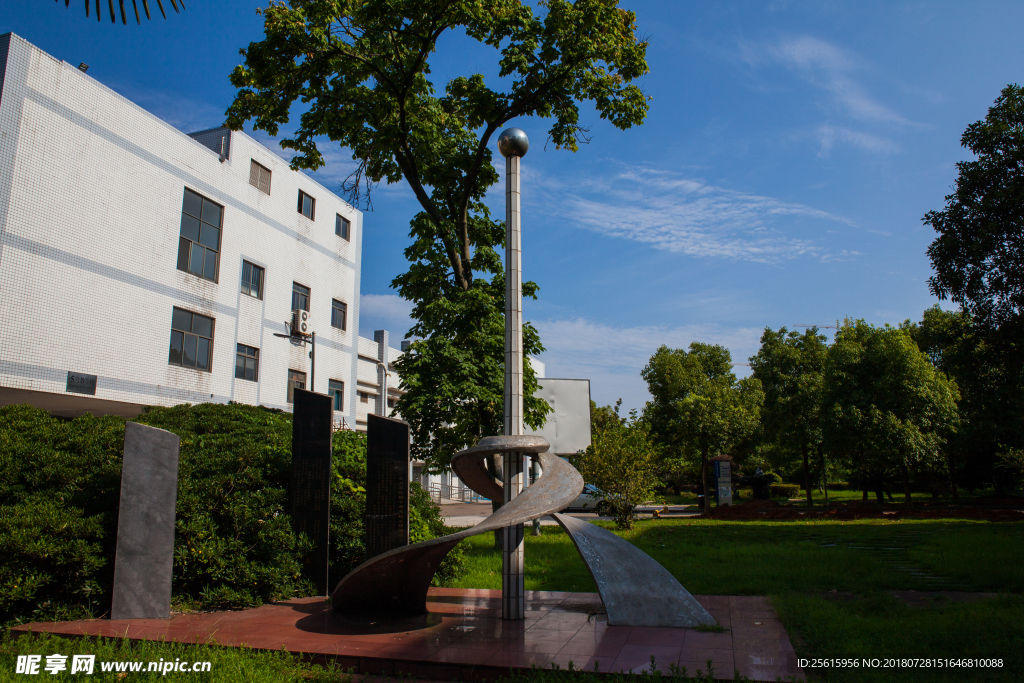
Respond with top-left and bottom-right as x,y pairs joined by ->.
497,127 -> 529,621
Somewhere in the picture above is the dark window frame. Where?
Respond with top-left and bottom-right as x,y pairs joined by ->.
168,307 -> 215,372
292,282 -> 311,312
241,260 -> 264,299
298,190 -> 316,220
249,159 -> 272,195
235,344 -> 259,382
335,214 -> 350,240
328,379 -> 345,412
177,188 -> 222,283
287,369 -> 307,403
331,299 -> 347,331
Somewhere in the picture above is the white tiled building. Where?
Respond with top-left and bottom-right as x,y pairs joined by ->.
0,32 -> 401,427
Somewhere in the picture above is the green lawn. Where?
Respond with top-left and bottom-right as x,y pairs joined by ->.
454,518 -> 1024,682
0,631 -> 350,682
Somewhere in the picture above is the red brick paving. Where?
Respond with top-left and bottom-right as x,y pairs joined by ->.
11,588 -> 804,681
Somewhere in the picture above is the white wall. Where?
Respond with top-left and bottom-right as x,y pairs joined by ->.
0,33 -> 362,420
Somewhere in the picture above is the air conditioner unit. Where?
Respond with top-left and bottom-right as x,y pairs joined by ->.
291,309 -> 311,336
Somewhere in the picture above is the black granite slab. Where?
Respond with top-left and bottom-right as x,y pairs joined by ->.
365,414 -> 410,559
291,388 -> 334,596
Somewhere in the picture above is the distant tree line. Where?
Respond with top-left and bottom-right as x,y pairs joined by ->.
582,84 -> 1024,512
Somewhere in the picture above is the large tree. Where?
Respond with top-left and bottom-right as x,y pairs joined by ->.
909,306 -> 1023,495
925,84 -> 1024,332
749,327 -> 827,507
226,0 -> 650,473
823,321 -> 960,508
642,343 -> 763,514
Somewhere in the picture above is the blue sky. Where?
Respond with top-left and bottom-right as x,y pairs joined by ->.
4,2 -> 1023,413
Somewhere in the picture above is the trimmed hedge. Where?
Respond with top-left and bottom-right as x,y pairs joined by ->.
769,483 -> 801,498
0,403 -> 465,625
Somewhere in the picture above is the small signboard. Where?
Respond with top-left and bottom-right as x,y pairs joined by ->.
714,461 -> 733,506
66,371 -> 97,395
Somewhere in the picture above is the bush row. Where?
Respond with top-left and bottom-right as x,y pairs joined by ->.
0,403 -> 464,625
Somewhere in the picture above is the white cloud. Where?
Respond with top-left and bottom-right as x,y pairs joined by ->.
359,293 -> 415,340
767,36 -> 911,126
533,165 -> 851,263
817,125 -> 899,156
533,318 -> 764,415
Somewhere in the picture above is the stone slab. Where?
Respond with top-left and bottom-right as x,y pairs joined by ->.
110,422 -> 180,620
365,414 -> 411,559
291,388 -> 334,596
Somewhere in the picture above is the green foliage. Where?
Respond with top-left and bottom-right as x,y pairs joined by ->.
768,483 -> 800,498
750,326 -> 828,505
0,403 -> 465,626
642,343 -> 764,513
569,410 -> 659,530
0,498 -> 105,624
925,84 -> 1024,331
909,305 -> 1024,493
393,276 -> 549,471
823,321 -> 961,506
135,403 -> 312,611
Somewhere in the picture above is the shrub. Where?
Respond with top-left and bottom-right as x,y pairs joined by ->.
569,411 -> 660,530
769,483 -> 800,498
828,481 -> 851,491
0,403 -> 467,626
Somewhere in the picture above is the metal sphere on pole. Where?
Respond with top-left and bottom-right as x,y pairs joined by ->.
498,127 -> 528,621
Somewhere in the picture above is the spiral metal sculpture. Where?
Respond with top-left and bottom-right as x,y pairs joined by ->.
331,435 -> 715,627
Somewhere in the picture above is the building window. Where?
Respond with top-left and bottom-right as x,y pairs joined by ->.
176,188 -> 222,282
241,261 -> 263,299
292,282 -> 310,312
329,380 -> 345,411
288,369 -> 307,403
235,344 -> 259,382
249,159 -> 271,195
298,190 -> 315,220
388,397 -> 396,409
169,307 -> 214,371
331,299 -> 347,330
336,214 -> 350,240
359,391 -> 370,403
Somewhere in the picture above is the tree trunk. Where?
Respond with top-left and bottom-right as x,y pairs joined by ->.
948,451 -> 959,501
702,446 -> 711,514
875,474 -> 885,504
802,444 -> 814,508
862,488 -> 868,501
903,464 -> 912,510
820,449 -> 829,507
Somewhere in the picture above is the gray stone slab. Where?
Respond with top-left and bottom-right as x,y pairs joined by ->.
291,388 -> 334,596
552,512 -> 716,627
365,414 -> 410,559
110,422 -> 180,620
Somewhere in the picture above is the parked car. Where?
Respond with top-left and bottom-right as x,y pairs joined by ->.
564,484 -> 611,516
